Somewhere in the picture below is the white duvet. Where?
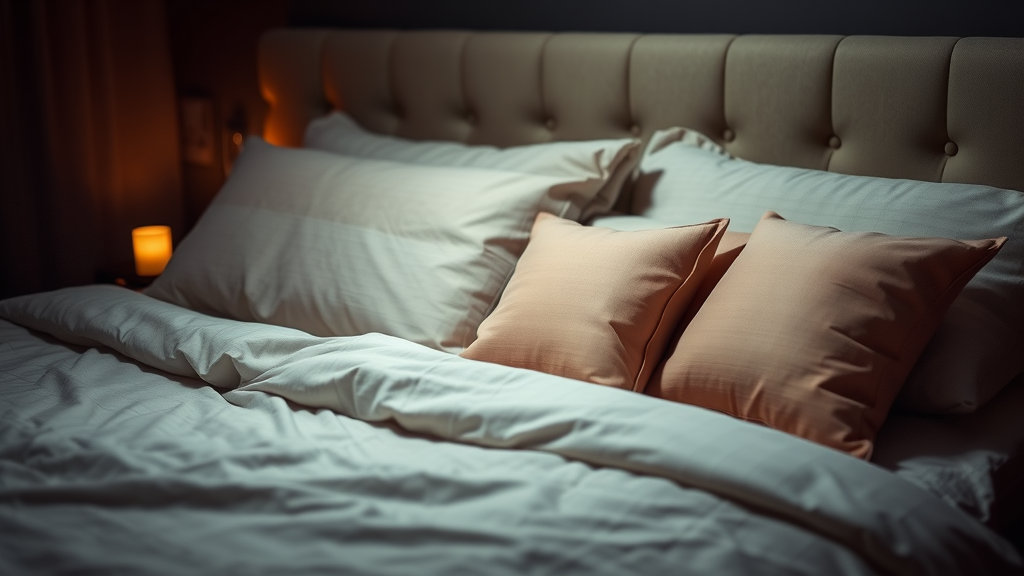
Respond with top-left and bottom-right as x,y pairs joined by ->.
0,286 -> 1020,576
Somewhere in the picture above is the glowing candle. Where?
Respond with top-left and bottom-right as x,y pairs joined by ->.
132,225 -> 172,276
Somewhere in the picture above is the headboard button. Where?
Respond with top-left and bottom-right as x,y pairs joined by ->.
465,112 -> 477,125
722,129 -> 735,143
630,124 -> 641,137
829,135 -> 842,150
545,117 -> 556,131
945,141 -> 959,157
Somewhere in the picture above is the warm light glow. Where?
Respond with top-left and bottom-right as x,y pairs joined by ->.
132,225 -> 172,276
232,132 -> 243,146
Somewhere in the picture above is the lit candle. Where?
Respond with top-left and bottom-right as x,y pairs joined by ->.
132,225 -> 173,276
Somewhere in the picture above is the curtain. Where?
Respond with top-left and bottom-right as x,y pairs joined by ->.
0,0 -> 182,299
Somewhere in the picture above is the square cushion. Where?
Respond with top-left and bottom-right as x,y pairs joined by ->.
632,127 -> 1024,414
461,213 -> 728,391
588,214 -> 750,333
646,211 -> 1005,458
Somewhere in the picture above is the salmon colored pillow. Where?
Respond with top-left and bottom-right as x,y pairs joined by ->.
680,231 -> 749,329
461,212 -> 729,391
647,212 -> 1005,459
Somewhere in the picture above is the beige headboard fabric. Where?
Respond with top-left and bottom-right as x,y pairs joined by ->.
259,29 -> 1024,195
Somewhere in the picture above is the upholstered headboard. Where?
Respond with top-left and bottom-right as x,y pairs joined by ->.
259,30 -> 1024,195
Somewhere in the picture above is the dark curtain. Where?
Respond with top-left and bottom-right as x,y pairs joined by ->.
0,0 -> 183,299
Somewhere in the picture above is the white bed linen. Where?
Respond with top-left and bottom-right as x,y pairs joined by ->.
303,112 -> 640,222
1,286 -> 1021,576
874,377 -> 1024,528
147,138 -> 634,352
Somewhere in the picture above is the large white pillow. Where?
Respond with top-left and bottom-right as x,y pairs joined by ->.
304,112 -> 640,220
633,127 -> 1024,414
147,137 -> 635,352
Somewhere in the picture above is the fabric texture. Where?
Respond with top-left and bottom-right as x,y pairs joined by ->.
1,285 -> 1020,576
874,375 -> 1024,530
587,214 -> 750,340
304,112 -> 640,220
265,31 -> 1024,197
146,137 -> 635,352
632,127 -> 1024,414
586,209 -> 1022,512
461,213 -> 728,391
647,211 -> 1005,459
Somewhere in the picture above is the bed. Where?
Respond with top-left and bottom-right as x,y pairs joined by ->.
2,29 -> 1024,575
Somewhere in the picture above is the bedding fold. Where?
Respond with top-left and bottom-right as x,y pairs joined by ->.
1,285 -> 1020,576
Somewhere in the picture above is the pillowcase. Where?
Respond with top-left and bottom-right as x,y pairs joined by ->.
305,112 -> 640,220
146,137 -> 636,352
461,213 -> 728,391
646,211 -> 1005,459
588,214 -> 750,332
632,127 -> 1024,414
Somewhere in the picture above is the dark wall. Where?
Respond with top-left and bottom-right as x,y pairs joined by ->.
166,0 -> 288,230
288,0 -> 1024,37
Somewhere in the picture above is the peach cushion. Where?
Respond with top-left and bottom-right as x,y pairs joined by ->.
680,231 -> 750,329
461,213 -> 729,391
647,212 -> 1005,459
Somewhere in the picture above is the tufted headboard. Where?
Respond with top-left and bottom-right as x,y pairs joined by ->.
258,29 -> 1024,197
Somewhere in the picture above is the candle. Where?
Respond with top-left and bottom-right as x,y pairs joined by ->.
132,225 -> 173,276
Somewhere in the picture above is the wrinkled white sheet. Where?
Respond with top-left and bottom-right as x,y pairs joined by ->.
0,286 -> 1020,576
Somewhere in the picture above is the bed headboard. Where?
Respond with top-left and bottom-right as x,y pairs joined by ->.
259,29 -> 1024,194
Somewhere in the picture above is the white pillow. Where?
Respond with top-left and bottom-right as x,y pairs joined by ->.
147,137 -> 635,352
304,112 -> 640,220
633,127 -> 1024,414
588,213 -> 675,231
